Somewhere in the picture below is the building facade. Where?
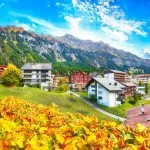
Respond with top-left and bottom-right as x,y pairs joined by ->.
136,86 -> 145,95
121,82 -> 136,97
0,65 -> 7,76
21,63 -> 52,88
69,72 -> 91,91
104,69 -> 126,83
86,77 -> 124,107
134,74 -> 150,84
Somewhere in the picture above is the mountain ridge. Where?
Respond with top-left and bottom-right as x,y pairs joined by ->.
0,26 -> 150,73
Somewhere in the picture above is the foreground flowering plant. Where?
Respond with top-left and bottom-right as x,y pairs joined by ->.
0,96 -> 149,150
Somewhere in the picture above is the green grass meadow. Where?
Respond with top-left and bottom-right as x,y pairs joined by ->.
0,85 -> 115,121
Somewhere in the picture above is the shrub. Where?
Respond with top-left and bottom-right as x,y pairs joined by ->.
128,98 -> 136,104
0,96 -> 149,149
56,77 -> 69,92
58,83 -> 69,92
0,64 -> 22,86
145,83 -> 149,94
28,84 -> 41,88
89,94 -> 97,103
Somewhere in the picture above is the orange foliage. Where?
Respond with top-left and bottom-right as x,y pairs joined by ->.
0,96 -> 149,150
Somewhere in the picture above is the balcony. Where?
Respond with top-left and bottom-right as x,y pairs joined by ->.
23,73 -> 50,75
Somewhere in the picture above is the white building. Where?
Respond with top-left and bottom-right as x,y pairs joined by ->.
21,63 -> 52,89
136,86 -> 145,95
86,78 -> 124,107
134,74 -> 150,84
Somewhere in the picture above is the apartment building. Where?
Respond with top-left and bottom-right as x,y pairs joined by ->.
134,74 -> 150,83
104,69 -> 126,83
21,63 -> 52,87
69,71 -> 91,91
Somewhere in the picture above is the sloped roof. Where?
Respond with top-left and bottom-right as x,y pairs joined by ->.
70,71 -> 89,76
109,69 -> 125,74
21,63 -> 52,70
134,74 -> 150,78
121,82 -> 137,87
86,77 -> 124,92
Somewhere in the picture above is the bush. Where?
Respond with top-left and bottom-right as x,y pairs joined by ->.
128,98 -> 136,104
58,83 -> 69,92
0,96 -> 149,149
28,84 -> 41,88
0,64 -> 22,86
128,93 -> 140,104
89,94 -> 97,103
145,83 -> 149,94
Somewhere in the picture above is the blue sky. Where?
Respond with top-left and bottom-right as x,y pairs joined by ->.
0,0 -> 150,58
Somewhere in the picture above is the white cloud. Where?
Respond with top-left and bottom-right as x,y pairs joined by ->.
16,23 -> 36,31
74,0 -> 147,38
101,27 -> 128,42
101,14 -> 147,36
144,48 -> 150,54
72,0 -> 78,7
11,12 -> 69,36
65,16 -> 81,32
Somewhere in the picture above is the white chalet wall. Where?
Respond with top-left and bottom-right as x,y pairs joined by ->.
88,82 -> 96,97
96,83 -> 120,107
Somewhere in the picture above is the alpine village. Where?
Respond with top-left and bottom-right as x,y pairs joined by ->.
0,26 -> 150,149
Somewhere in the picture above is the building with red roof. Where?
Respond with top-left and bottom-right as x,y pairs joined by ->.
0,65 -> 7,76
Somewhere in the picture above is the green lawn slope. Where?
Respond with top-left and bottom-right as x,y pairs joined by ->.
0,85 -> 115,121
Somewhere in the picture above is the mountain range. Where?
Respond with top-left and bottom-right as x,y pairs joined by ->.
0,26 -> 150,73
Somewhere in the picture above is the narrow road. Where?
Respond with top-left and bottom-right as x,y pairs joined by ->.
72,92 -> 126,122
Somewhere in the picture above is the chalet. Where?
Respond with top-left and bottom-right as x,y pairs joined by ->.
86,77 -> 124,107
104,69 -> 126,83
21,63 -> 52,89
69,71 -> 91,91
121,82 -> 137,97
0,65 -> 7,76
134,74 -> 150,84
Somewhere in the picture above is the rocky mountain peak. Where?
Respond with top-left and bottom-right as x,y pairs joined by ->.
0,26 -> 25,33
1,26 -> 150,73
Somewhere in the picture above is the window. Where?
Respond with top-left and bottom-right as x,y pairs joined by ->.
98,96 -> 102,100
32,79 -> 37,83
91,85 -> 95,88
24,70 -> 32,73
98,91 -> 102,94
98,85 -> 101,88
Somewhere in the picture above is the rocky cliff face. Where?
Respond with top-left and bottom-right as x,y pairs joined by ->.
0,26 -> 150,72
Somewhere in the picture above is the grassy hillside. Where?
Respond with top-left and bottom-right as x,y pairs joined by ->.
0,85 -> 114,121
0,39 -> 47,67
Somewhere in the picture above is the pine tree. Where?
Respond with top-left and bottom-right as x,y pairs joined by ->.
145,83 -> 149,94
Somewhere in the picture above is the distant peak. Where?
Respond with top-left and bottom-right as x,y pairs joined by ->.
62,34 -> 78,39
0,26 -> 25,33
